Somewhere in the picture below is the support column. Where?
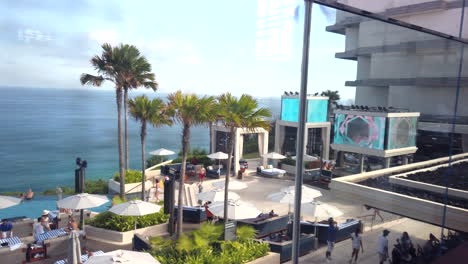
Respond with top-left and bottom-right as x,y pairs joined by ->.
321,125 -> 331,160
211,126 -> 217,153
263,131 -> 269,167
274,122 -> 281,153
337,151 -> 344,167
384,157 -> 391,168
402,155 -> 408,165
233,129 -> 241,174
303,126 -> 309,155
359,154 -> 365,173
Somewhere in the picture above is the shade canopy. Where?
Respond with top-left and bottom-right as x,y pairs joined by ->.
198,189 -> 240,202
292,155 -> 318,161
149,148 -> 175,156
0,195 -> 22,210
263,152 -> 286,159
212,180 -> 248,190
57,193 -> 109,210
281,186 -> 322,199
207,152 -> 229,160
109,200 -> 162,216
208,200 -> 261,220
301,201 -> 343,219
85,250 -> 160,264
267,189 -> 320,204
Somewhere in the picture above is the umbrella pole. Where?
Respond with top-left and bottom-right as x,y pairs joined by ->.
134,216 -> 137,231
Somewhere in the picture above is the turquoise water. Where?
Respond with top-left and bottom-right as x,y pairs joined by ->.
0,195 -> 111,219
0,87 -> 280,193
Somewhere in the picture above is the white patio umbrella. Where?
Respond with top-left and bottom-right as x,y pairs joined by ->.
281,185 -> 323,199
208,200 -> 261,220
267,188 -> 321,214
301,201 -> 343,219
57,193 -> 109,233
0,195 -> 22,209
198,189 -> 240,202
301,201 -> 343,235
85,250 -> 160,264
263,152 -> 286,160
207,152 -> 229,176
212,180 -> 247,190
67,230 -> 82,264
109,200 -> 162,230
149,148 -> 175,156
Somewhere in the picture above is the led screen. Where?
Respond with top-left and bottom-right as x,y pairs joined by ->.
281,98 -> 328,123
387,117 -> 417,149
334,114 -> 386,150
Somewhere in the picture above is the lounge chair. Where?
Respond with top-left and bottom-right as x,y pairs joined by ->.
54,250 -> 104,264
259,166 -> 286,177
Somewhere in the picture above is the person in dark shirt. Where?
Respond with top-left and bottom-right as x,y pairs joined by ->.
0,219 -> 13,238
326,217 -> 339,262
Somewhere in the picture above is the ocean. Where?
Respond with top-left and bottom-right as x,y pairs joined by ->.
0,87 -> 281,192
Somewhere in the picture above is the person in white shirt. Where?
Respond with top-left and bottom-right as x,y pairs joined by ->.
349,227 -> 363,263
33,217 -> 51,239
377,229 -> 390,264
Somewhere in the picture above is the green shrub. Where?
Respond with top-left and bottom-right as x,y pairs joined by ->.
85,179 -> 108,194
172,155 -> 214,167
281,157 -> 296,166
42,179 -> 108,195
113,170 -> 142,184
87,208 -> 169,232
178,147 -> 208,157
147,155 -> 169,168
150,224 -> 269,264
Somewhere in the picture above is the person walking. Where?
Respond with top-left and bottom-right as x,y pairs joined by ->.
326,217 -> 339,262
378,229 -> 390,264
349,227 -> 363,263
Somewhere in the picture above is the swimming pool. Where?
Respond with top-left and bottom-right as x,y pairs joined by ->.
0,195 -> 111,220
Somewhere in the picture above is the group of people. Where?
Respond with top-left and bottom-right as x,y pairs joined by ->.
324,217 -> 418,264
18,188 -> 34,201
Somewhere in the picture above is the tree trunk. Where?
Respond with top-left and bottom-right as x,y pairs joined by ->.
116,88 -> 126,200
177,124 -> 190,237
209,121 -> 213,153
124,88 -> 129,170
141,121 -> 147,201
223,127 -> 236,224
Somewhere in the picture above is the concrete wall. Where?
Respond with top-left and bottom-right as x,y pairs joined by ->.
86,223 -> 168,244
108,179 -> 153,195
247,252 -> 280,264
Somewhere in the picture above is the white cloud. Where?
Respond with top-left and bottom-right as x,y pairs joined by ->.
88,30 -> 118,45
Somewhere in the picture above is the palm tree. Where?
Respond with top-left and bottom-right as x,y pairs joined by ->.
217,93 -> 271,224
320,90 -> 340,122
128,95 -> 172,200
167,91 -> 217,237
80,43 -> 156,199
123,50 -> 158,170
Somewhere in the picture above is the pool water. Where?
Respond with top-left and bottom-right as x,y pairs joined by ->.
0,195 -> 111,220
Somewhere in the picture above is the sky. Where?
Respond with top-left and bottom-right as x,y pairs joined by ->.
0,0 -> 356,100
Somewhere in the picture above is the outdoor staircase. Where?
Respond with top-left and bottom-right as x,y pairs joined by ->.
180,184 -> 198,207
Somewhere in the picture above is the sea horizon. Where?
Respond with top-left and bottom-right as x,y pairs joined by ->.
0,86 -> 281,193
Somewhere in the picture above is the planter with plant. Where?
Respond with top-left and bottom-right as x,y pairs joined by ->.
150,223 -> 277,264
86,207 -> 169,244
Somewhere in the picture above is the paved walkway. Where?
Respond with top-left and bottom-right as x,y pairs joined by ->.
286,218 -> 440,264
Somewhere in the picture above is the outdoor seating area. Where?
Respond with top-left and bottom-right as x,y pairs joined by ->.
258,165 -> 287,178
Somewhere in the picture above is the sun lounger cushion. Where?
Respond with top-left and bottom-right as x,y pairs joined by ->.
261,168 -> 286,176
0,237 -> 22,249
266,165 -> 273,169
35,228 -> 68,242
54,250 -> 105,264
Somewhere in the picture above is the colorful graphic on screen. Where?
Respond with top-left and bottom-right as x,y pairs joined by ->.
281,98 -> 328,123
387,117 -> 417,149
334,114 -> 386,150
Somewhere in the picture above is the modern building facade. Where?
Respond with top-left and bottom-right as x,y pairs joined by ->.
327,0 -> 468,153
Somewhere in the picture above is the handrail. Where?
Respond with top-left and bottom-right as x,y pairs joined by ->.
124,160 -> 174,195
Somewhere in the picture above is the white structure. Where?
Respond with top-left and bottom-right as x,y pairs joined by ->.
210,124 -> 269,173
328,0 -> 468,150
274,94 -> 331,160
